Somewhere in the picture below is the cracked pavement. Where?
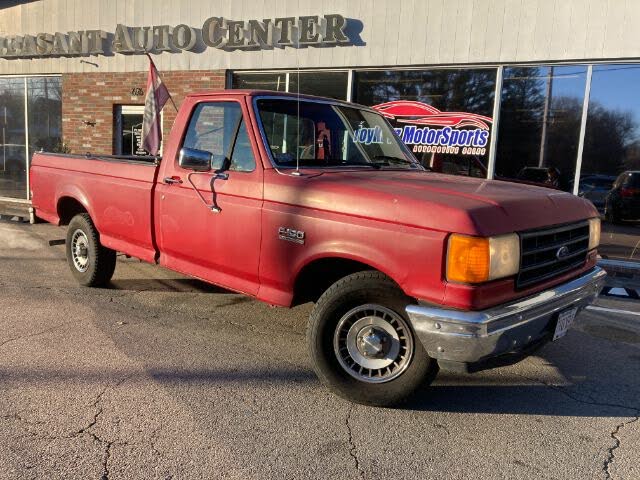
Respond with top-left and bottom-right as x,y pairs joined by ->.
0,221 -> 639,479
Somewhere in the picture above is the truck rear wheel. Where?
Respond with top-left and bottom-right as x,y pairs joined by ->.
307,271 -> 437,407
66,213 -> 116,287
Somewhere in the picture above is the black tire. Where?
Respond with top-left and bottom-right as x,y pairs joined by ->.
65,213 -> 116,287
307,271 -> 437,407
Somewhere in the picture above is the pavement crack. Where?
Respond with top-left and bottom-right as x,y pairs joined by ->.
514,369 -> 640,479
100,440 -> 113,480
0,321 -> 71,350
514,371 -> 639,413
603,415 -> 639,480
77,373 -> 134,436
73,374 -> 133,479
345,405 -> 364,479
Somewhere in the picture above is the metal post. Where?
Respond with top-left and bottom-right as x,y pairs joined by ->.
538,66 -> 553,167
486,66 -> 503,180
346,69 -> 353,102
23,77 -> 30,200
573,65 -> 593,196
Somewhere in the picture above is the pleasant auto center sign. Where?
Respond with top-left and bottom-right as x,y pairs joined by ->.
0,14 -> 350,58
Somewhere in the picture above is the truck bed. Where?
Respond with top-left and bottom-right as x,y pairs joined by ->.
30,152 -> 161,263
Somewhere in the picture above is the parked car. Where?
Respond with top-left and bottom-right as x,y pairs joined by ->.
575,175 -> 616,211
516,166 -> 562,189
605,171 -> 640,223
30,90 -> 605,406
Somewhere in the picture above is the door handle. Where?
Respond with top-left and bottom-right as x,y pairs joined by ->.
163,176 -> 183,185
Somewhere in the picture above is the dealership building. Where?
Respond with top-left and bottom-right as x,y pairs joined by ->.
1,0 -> 640,263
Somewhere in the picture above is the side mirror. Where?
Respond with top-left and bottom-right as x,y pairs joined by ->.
179,147 -> 212,172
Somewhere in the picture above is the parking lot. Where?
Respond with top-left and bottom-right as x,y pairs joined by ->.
1,220 -> 639,480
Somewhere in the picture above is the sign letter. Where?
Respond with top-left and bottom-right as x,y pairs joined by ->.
322,14 -> 349,43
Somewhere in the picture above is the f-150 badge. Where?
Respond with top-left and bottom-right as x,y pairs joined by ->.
278,227 -> 305,244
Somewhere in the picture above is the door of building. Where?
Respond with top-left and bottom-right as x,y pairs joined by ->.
114,105 -> 152,156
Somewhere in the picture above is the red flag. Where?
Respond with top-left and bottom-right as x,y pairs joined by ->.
142,54 -> 172,155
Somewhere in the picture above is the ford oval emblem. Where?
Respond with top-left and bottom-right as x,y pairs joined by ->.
556,246 -> 570,260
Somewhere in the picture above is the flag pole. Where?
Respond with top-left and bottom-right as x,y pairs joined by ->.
145,52 -> 178,112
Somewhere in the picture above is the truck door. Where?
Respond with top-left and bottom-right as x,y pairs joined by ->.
156,99 -> 263,295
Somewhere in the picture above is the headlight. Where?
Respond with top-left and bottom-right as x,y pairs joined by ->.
446,233 -> 520,283
588,217 -> 601,250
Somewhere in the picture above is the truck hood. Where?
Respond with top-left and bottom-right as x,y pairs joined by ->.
265,170 -> 598,236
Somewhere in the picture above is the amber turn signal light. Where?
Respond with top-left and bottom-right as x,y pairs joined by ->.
447,235 -> 491,283
446,233 -> 520,284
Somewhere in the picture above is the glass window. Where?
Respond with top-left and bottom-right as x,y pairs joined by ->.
183,102 -> 243,168
256,98 -> 418,169
27,77 -> 62,158
495,66 -> 587,192
232,71 -> 350,101
353,68 -> 497,177
115,105 -> 149,156
288,71 -> 349,100
229,120 -> 256,172
183,102 -> 254,172
0,76 -> 62,200
0,78 -> 26,199
581,64 -> 640,262
232,73 -> 286,92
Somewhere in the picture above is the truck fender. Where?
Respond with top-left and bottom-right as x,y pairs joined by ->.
290,244 -> 410,306
55,185 -> 95,226
296,251 -> 404,285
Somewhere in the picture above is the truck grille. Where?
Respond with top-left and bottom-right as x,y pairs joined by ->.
517,221 -> 590,289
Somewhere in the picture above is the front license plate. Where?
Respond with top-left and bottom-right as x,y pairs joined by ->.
553,307 -> 578,341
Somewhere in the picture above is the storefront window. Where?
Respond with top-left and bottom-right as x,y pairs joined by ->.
0,78 -> 26,199
353,69 -> 497,177
27,77 -> 62,158
0,76 -> 62,200
232,72 -> 286,92
232,71 -> 349,100
581,64 -> 640,262
495,66 -> 587,191
288,71 -> 348,100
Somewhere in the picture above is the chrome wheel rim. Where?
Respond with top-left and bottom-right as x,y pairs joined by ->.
71,229 -> 90,273
333,304 -> 414,384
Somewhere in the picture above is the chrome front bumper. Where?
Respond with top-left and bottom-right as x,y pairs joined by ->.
406,267 -> 607,365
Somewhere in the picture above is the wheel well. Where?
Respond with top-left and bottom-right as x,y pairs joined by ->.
57,197 -> 88,225
292,258 -> 384,306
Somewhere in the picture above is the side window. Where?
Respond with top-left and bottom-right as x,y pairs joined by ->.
182,102 -> 255,173
182,102 -> 242,169
229,120 -> 256,172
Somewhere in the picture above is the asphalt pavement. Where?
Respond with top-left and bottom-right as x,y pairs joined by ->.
0,220 -> 639,480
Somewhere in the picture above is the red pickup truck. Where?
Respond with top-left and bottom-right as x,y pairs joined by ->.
30,90 -> 606,406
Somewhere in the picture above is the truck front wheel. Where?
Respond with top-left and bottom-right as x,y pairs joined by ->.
307,271 -> 437,406
66,213 -> 116,287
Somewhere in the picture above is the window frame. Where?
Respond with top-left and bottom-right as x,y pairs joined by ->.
179,100 -> 256,173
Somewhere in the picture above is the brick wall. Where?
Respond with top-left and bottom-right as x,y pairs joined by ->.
61,70 -> 226,155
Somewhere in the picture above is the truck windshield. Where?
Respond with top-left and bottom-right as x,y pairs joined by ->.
256,98 -> 421,170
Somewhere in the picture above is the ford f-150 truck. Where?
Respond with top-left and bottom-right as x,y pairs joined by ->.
30,90 -> 606,406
